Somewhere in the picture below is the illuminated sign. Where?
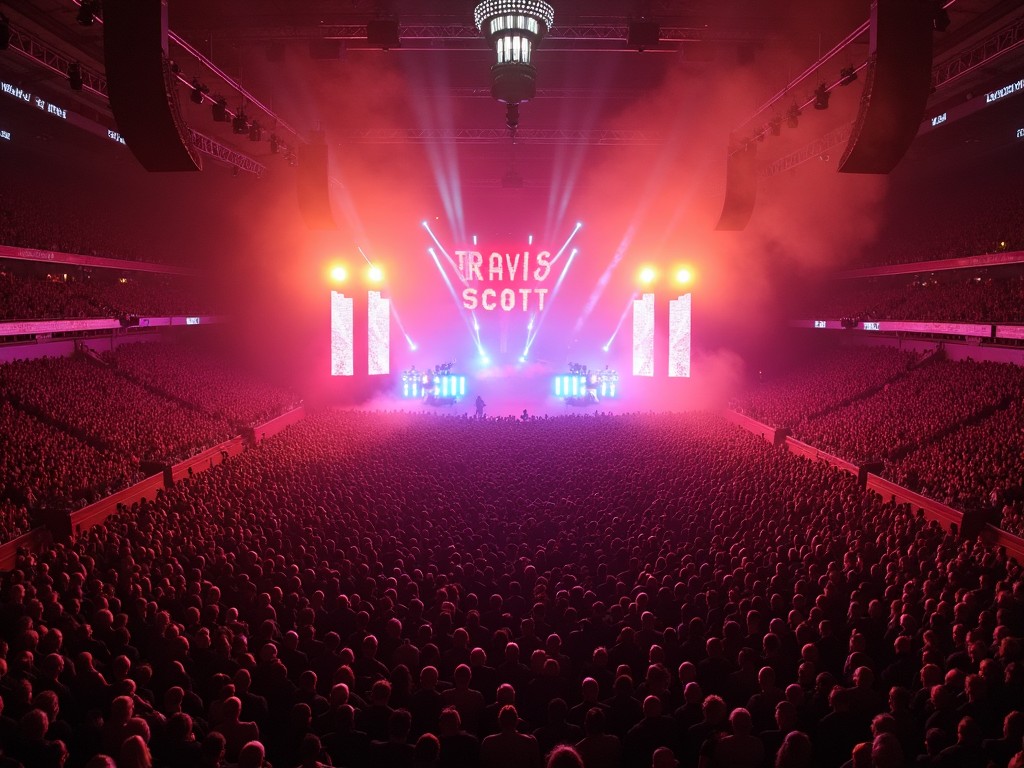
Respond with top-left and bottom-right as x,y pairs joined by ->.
0,131 -> 9,141
1,81 -> 31,103
930,112 -> 947,127
814,320 -> 827,328
108,129 -> 126,145
456,250 -> 554,312
2,80 -> 67,120
1018,128 -> 1024,139
185,317 -> 201,325
986,78 -> 1024,104
863,321 -> 880,331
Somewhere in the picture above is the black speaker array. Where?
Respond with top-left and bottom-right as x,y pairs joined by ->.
103,0 -> 202,172
839,0 -> 934,174
297,133 -> 335,230
715,141 -> 758,231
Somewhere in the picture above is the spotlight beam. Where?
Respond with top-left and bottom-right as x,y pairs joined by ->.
523,222 -> 582,353
428,247 -> 479,347
545,221 -> 583,271
526,246 -> 579,352
605,292 -> 639,350
423,221 -> 469,287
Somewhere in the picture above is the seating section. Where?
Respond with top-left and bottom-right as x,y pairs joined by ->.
0,401 -> 143,534
799,273 -> 1024,324
0,356 -> 232,463
795,359 -> 1024,463
106,342 -> 298,426
0,190 -> 155,262
736,345 -> 917,429
0,410 -> 1021,768
0,270 -> 219,323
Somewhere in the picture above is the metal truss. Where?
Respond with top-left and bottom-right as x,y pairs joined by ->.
446,86 -> 641,99
6,26 -> 107,99
216,23 -> 767,44
8,20 -> 266,177
336,127 -> 660,145
189,130 -> 267,177
931,15 -> 1024,90
758,122 -> 854,178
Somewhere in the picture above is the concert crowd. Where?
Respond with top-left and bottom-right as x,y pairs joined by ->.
0,410 -> 1022,768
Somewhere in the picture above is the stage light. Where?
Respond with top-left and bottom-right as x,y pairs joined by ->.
813,83 -> 830,110
368,265 -> 384,283
602,345 -> 610,353
675,268 -> 693,285
528,234 -> 533,245
330,266 -> 348,283
68,62 -> 83,91
232,110 -> 249,134
839,66 -> 858,86
787,103 -> 801,129
519,355 -> 526,363
474,0 -> 554,127
76,0 -> 96,26
639,266 -> 657,285
473,234 -> 478,245
190,80 -> 209,104
212,98 -> 228,122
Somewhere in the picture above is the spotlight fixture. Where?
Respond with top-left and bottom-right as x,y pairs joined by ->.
248,121 -> 262,141
813,83 -> 830,110
190,79 -> 209,104
269,134 -> 280,154
769,116 -> 781,136
627,19 -> 660,52
68,62 -> 83,91
474,0 -> 554,128
232,110 -> 248,134
211,98 -> 228,122
76,0 -> 97,26
786,103 -> 801,129
839,66 -> 858,86
0,13 -> 10,51
367,17 -> 400,50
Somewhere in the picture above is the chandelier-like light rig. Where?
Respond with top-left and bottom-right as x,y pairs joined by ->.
474,0 -> 554,122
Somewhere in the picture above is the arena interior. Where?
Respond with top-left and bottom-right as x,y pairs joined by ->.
3,0 -> 1024,766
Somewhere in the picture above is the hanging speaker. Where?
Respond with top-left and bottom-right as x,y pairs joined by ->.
839,0 -> 933,174
715,140 -> 757,231
102,0 -> 201,172
297,133 -> 335,229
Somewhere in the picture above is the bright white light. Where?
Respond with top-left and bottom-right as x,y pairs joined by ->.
528,234 -> 533,245
473,234 -> 478,245
575,221 -> 582,229
368,265 -> 384,282
603,345 -> 610,352
519,356 -> 526,363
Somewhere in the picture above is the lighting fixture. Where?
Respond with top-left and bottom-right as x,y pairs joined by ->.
474,0 -> 555,128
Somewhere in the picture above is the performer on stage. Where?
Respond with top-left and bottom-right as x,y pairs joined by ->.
475,395 -> 486,418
